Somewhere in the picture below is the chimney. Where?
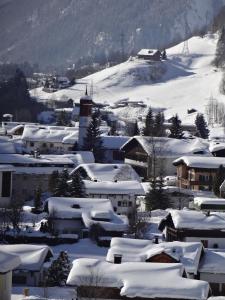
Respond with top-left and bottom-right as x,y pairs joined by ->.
114,254 -> 122,264
154,236 -> 159,244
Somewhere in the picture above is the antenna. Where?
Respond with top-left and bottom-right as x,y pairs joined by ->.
182,40 -> 189,56
182,14 -> 191,56
120,31 -> 125,62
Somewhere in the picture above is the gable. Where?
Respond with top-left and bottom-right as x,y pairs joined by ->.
121,138 -> 148,156
146,252 -> 179,263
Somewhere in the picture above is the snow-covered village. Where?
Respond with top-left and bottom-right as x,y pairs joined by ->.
4,1 -> 225,300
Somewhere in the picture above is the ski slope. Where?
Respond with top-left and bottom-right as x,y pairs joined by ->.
31,34 -> 224,124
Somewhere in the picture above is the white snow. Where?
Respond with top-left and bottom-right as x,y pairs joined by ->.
0,251 -> 21,273
106,238 -> 202,274
173,156 -> 225,169
194,197 -> 225,207
67,259 -> 209,299
199,249 -> 225,274
30,34 -> 222,123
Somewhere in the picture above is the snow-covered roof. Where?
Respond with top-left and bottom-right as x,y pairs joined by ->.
173,156 -> 225,169
0,140 -> 16,154
0,164 -> 15,172
47,197 -> 128,232
166,209 -> 225,230
102,136 -> 129,149
67,259 -> 209,299
199,249 -> 225,274
22,125 -> 79,144
84,180 -> 145,195
121,137 -> 209,157
137,49 -> 159,56
194,197 -> 225,207
0,251 -> 21,273
71,163 -> 140,182
0,244 -> 53,271
209,141 -> 225,153
106,238 -> 202,274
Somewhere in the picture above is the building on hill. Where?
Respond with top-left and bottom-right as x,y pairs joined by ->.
173,156 -> 225,191
66,258 -> 209,300
106,237 -> 203,278
71,163 -> 141,182
159,209 -> 225,248
83,180 -> 145,221
137,49 -> 161,61
121,137 -> 209,179
0,244 -> 53,286
47,197 -> 128,240
192,196 -> 225,212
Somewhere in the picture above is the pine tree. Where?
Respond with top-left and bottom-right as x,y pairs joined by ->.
169,114 -> 183,139
143,107 -> 154,136
49,170 -> 59,193
133,120 -> 139,136
153,112 -> 165,137
214,26 -> 225,68
83,112 -> 105,162
56,111 -> 70,126
195,113 -> 209,139
46,251 -> 71,286
34,186 -> 42,210
162,49 -> 167,60
213,165 -> 225,197
69,172 -> 86,197
54,169 -> 69,197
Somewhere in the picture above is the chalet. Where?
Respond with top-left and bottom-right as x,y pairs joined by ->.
101,136 -> 129,163
71,163 -> 141,182
83,180 -> 145,221
173,156 -> 225,191
0,244 -> 53,286
67,258 -> 209,300
159,209 -> 225,248
106,237 -> 203,277
0,153 -> 94,202
209,141 -> 225,157
0,251 -> 21,300
47,197 -> 128,239
137,49 -> 161,61
121,137 -> 209,179
193,197 -> 225,212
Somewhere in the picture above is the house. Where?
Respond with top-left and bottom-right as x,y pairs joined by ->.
0,244 -> 53,286
193,197 -> 225,212
106,237 -> 203,278
71,163 -> 141,182
121,136 -> 209,179
0,165 -> 14,208
199,249 -> 225,295
0,250 -> 21,300
67,258 -> 209,300
21,125 -> 79,154
83,180 -> 145,221
137,49 -> 161,61
209,141 -> 225,157
101,136 -> 129,163
173,156 -> 225,191
0,153 -> 94,202
159,209 -> 225,248
47,197 -> 128,238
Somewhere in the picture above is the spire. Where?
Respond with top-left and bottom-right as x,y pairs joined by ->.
85,85 -> 88,96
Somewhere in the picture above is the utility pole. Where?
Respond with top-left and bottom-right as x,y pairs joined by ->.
120,32 -> 125,62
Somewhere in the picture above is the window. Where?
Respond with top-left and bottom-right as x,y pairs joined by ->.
213,243 -> 218,249
128,201 -> 132,207
50,143 -> 54,148
1,172 -> 11,197
42,143 -> 47,148
30,142 -> 34,147
118,201 -> 121,207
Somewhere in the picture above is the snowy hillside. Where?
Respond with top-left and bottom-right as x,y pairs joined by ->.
1,0 -> 225,67
31,33 -> 225,124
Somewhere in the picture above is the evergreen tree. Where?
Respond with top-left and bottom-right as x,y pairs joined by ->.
214,26 -> 225,68
195,113 -> 209,139
162,49 -> 167,60
133,120 -> 139,136
145,176 -> 170,211
143,107 -> 154,136
83,112 -> 105,162
46,251 -> 71,286
56,110 -> 70,126
153,112 -> 165,137
34,186 -> 42,210
54,169 -> 69,197
169,114 -> 183,139
213,165 -> 225,197
49,170 -> 59,194
69,172 -> 86,197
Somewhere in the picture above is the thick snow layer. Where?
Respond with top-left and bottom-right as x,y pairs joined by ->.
122,136 -> 210,157
47,197 -> 128,232
199,249 -> 225,274
194,197 -> 225,207
173,156 -> 225,169
31,34 -> 222,124
106,238 -> 202,274
84,180 -> 145,195
0,244 -> 52,271
67,259 -> 209,299
0,251 -> 21,273
0,140 -> 16,154
209,141 -> 225,153
168,209 -> 225,230
71,163 -> 140,182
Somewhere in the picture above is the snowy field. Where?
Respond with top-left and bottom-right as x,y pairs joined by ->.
31,33 -> 224,123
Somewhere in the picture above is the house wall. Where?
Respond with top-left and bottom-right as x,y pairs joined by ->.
52,219 -> 84,234
200,273 -> 225,295
0,171 -> 12,208
24,140 -> 74,154
13,270 -> 41,286
185,237 -> 225,249
0,271 -> 12,300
